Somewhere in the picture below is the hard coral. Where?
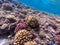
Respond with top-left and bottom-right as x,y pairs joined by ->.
2,3 -> 14,11
25,15 -> 39,28
15,23 -> 27,31
14,29 -> 33,45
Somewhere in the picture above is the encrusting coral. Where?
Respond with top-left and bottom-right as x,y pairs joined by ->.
14,29 -> 33,45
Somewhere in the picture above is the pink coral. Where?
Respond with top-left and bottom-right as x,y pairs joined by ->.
15,23 -> 27,31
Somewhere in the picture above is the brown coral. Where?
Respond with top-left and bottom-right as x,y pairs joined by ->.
14,29 -> 33,45
25,15 -> 39,28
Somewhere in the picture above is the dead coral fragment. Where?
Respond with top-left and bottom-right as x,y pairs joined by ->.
2,3 -> 14,11
25,15 -> 39,28
14,29 -> 33,45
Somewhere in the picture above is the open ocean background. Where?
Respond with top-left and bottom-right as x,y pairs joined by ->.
17,0 -> 60,16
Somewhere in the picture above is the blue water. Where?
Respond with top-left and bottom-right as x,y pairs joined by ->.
17,0 -> 60,16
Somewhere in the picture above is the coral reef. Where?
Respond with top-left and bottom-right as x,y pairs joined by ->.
0,0 -> 60,45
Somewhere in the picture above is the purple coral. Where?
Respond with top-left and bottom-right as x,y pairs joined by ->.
15,23 -> 27,31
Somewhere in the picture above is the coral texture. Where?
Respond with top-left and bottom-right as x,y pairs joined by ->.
14,29 -> 33,45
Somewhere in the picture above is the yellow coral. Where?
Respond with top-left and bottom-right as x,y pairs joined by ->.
14,29 -> 33,45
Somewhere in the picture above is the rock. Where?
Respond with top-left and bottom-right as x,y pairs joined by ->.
0,39 -> 13,45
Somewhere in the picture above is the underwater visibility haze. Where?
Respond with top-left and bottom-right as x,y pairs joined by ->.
17,0 -> 60,16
